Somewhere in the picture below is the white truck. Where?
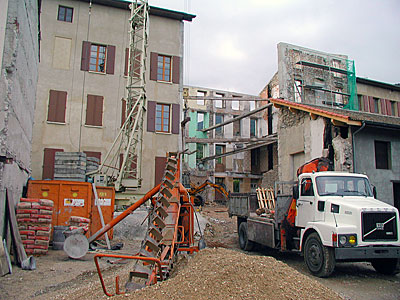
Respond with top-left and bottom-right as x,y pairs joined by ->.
229,171 -> 400,277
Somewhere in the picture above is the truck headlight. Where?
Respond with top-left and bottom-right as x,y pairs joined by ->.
338,234 -> 357,247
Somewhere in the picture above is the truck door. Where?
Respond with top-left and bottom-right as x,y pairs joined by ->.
296,177 -> 315,228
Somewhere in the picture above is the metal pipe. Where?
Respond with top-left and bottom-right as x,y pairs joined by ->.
88,183 -> 161,243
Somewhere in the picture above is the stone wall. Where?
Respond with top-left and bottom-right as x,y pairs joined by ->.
0,0 -> 39,233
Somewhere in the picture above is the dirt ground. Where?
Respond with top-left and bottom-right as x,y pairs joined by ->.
0,204 -> 399,300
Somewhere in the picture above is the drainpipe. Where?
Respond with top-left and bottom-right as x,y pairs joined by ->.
352,121 -> 366,173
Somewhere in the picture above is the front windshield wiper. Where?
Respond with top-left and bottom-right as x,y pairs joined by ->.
343,190 -> 367,197
319,192 -> 340,196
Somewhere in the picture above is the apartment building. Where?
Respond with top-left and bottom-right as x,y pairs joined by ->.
31,0 -> 194,200
182,86 -> 277,201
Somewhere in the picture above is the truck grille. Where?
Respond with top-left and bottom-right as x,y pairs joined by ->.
362,212 -> 398,242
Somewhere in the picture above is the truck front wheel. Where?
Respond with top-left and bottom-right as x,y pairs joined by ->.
239,222 -> 254,251
304,232 -> 335,277
371,258 -> 400,275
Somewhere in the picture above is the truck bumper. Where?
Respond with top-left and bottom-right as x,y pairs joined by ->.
335,246 -> 400,260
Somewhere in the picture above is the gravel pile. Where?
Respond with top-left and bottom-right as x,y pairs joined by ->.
54,247 -> 343,300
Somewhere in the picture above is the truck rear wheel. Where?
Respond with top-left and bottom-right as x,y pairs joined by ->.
239,222 -> 254,251
371,258 -> 400,275
304,232 -> 335,277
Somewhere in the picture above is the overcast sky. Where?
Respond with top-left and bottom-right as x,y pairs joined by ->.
149,0 -> 400,95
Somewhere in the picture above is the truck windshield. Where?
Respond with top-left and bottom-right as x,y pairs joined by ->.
316,176 -> 373,197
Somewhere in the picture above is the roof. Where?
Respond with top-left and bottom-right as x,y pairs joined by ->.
356,77 -> 400,92
270,98 -> 400,128
78,0 -> 196,21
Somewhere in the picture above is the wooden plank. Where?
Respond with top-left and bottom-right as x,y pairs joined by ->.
256,188 -> 264,209
6,190 -> 27,266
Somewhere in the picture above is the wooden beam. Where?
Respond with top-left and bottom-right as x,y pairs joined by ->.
289,107 -> 298,113
331,119 -> 346,127
310,113 -> 318,120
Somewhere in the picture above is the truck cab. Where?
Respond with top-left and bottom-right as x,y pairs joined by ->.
230,171 -> 400,277
297,172 -> 400,276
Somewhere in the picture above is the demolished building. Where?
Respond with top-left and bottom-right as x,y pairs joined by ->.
261,43 -> 400,209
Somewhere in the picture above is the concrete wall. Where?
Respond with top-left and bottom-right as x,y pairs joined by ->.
0,0 -> 8,69
354,126 -> 400,206
0,0 -> 39,232
32,0 -> 187,200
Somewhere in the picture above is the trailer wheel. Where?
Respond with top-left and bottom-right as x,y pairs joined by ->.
304,232 -> 335,277
239,222 -> 254,251
371,258 -> 400,275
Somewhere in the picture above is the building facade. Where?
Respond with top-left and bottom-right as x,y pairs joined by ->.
182,86 -> 276,201
32,0 -> 194,201
0,0 -> 40,232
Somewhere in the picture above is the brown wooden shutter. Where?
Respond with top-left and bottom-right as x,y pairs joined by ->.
86,95 -> 95,125
368,96 -> 375,113
121,99 -> 126,127
171,103 -> 180,134
47,90 -> 58,121
362,95 -> 368,112
150,52 -> 158,81
94,96 -> 103,126
380,99 -> 386,115
106,45 -> 116,75
172,56 -> 180,84
397,102 -> 400,117
56,91 -> 67,122
124,48 -> 129,76
147,101 -> 156,132
154,156 -> 167,186
385,99 -> 392,116
81,41 -> 91,71
84,151 -> 101,163
42,148 -> 63,179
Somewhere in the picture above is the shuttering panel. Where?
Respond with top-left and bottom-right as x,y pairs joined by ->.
172,56 -> 180,84
106,45 -> 115,75
48,90 -> 67,123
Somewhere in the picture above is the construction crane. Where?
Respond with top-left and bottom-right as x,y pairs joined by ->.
188,180 -> 230,206
93,0 -> 149,191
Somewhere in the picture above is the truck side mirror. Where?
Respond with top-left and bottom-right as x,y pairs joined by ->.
293,184 -> 299,200
373,186 -> 377,198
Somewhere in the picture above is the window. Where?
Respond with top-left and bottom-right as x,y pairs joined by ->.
197,112 -> 205,130
86,94 -> 103,126
215,145 -> 225,164
89,44 -> 107,73
374,98 -> 380,113
42,148 -> 64,180
47,90 -> 67,123
58,6 -> 73,23
251,179 -> 258,193
196,143 -> 206,165
81,42 -> 115,74
157,55 -> 171,82
215,114 -> 223,135
155,103 -> 170,133
196,91 -> 206,105
233,178 -> 242,193
215,93 -> 225,108
301,178 -> 314,196
147,101 -> 179,134
250,118 -> 257,137
233,120 -> 241,136
390,101 -> 396,116
232,100 -> 239,110
375,141 -> 391,169
249,101 -> 255,111
267,144 -> 274,171
294,80 -> 302,102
